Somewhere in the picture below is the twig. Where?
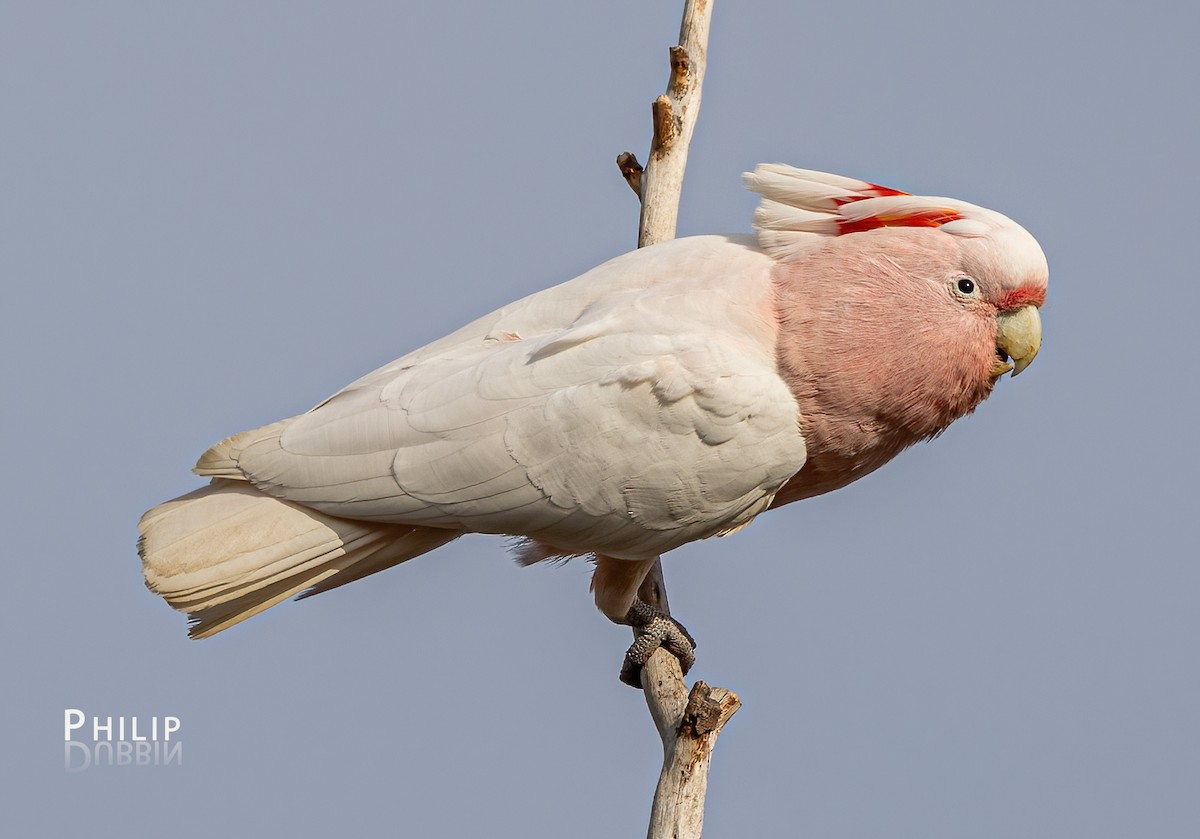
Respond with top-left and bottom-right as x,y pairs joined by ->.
646,681 -> 742,837
637,563 -> 741,839
627,0 -> 713,249
617,152 -> 644,197
614,3 -> 738,837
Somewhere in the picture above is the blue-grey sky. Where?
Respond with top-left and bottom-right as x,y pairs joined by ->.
5,2 -> 1198,836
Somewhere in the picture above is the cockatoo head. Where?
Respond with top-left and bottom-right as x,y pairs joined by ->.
747,165 -> 1048,501
746,163 -> 1047,380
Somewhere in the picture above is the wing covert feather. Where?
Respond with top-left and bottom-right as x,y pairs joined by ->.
232,236 -> 808,557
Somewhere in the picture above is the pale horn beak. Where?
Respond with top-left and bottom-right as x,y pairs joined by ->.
993,305 -> 1042,377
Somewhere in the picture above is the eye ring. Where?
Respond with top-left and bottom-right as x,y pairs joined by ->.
956,277 -> 976,295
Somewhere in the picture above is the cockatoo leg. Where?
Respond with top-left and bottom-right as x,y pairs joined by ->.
591,554 -> 697,687
619,598 -> 696,687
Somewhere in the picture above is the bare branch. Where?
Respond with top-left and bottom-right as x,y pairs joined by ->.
614,4 -> 731,834
636,0 -> 713,249
636,562 -> 739,838
646,681 -> 742,837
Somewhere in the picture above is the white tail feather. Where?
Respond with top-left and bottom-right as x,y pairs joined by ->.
138,479 -> 461,638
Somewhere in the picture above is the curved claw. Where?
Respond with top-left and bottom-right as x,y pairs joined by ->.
619,600 -> 697,688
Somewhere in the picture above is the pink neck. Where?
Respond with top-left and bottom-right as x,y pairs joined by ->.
769,230 -> 998,506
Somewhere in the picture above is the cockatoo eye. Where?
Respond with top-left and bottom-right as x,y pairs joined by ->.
956,277 -> 976,295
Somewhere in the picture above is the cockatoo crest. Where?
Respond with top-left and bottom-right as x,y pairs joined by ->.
743,164 -> 1047,297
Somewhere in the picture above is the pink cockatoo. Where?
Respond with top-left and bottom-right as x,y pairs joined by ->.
139,164 -> 1047,686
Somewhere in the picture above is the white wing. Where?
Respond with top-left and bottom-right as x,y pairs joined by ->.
198,236 -> 807,559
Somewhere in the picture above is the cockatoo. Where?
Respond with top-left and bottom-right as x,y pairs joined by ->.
139,164 -> 1047,686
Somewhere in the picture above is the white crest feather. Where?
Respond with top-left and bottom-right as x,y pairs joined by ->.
743,164 -> 890,207
743,164 -> 899,259
743,163 -> 1045,272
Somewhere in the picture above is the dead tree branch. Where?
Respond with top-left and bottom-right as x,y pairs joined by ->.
613,3 -> 739,837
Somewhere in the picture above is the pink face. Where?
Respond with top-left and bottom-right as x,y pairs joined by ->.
768,224 -> 1046,506
745,164 -> 1048,506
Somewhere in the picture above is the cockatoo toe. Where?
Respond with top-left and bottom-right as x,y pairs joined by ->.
620,600 -> 697,688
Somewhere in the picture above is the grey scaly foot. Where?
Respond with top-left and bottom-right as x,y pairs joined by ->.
619,598 -> 697,688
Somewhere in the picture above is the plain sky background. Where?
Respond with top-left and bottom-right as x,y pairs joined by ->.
4,2 -> 1199,836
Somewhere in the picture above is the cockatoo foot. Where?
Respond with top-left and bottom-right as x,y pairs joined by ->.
619,598 -> 696,688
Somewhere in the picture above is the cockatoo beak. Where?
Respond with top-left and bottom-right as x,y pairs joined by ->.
993,305 -> 1042,377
